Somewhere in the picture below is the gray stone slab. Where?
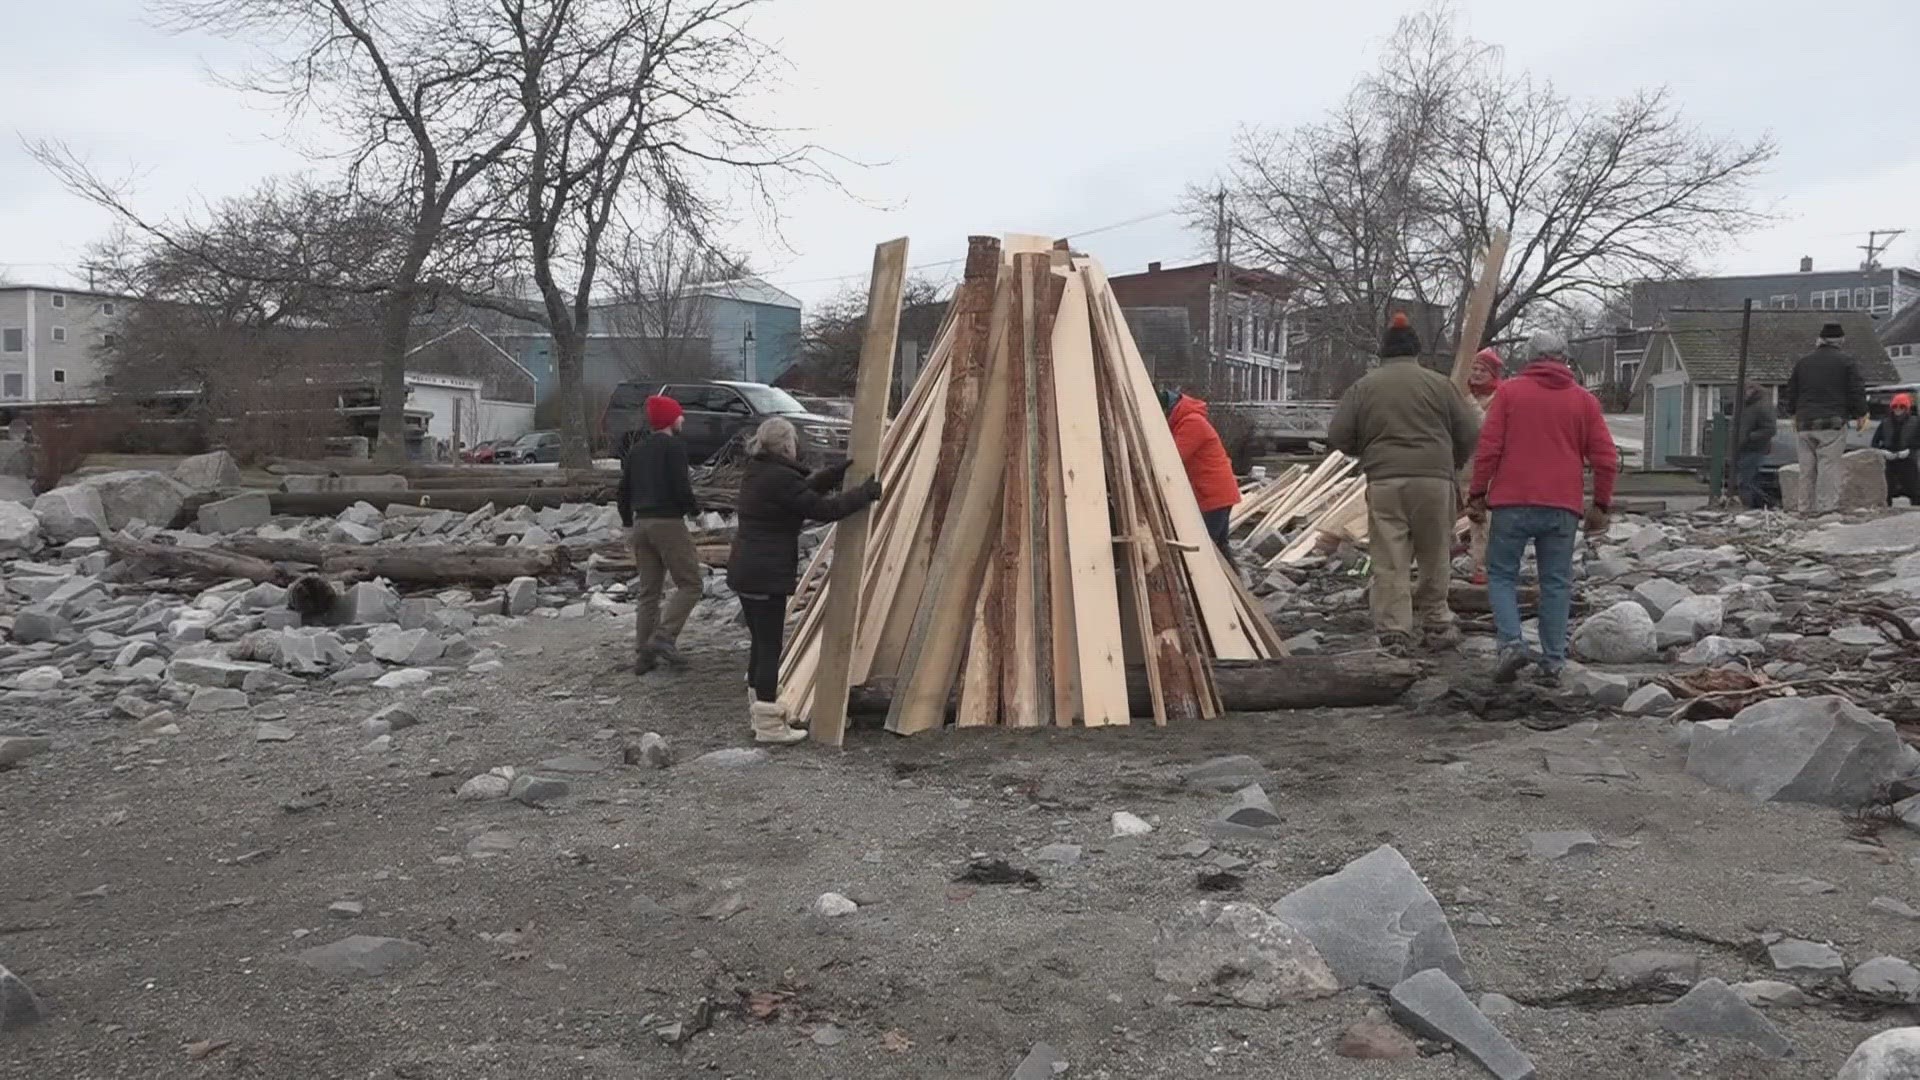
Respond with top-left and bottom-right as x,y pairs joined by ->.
1526,830 -> 1600,860
295,935 -> 426,978
1387,968 -> 1536,1080
1768,938 -> 1847,976
1270,844 -> 1466,990
1661,977 -> 1792,1058
1008,1042 -> 1068,1080
1179,754 -> 1270,793
1688,695 -> 1907,807
1151,901 -> 1338,1009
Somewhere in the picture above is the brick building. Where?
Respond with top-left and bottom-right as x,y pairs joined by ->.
1107,261 -> 1295,401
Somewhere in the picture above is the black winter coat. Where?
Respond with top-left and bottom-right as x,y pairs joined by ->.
617,431 -> 696,526
1783,345 -> 1867,427
726,453 -> 874,596
1735,398 -> 1778,453
1873,413 -> 1920,454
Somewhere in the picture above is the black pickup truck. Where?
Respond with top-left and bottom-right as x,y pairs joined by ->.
601,379 -> 851,465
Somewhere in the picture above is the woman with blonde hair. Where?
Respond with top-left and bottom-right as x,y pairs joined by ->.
726,417 -> 881,744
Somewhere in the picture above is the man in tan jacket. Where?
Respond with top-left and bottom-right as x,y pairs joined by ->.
1328,313 -> 1480,654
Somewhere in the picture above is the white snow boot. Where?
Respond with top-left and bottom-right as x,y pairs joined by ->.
750,700 -> 806,745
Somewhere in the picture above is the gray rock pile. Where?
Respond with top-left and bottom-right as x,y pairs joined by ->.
1686,696 -> 1913,807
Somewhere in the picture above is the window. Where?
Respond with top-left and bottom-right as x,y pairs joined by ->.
2,374 -> 20,399
50,326 -> 66,343
101,332 -> 118,349
1855,288 -> 1871,310
1,329 -> 20,353
49,293 -> 65,309
1769,294 -> 1797,309
1872,287 -> 1892,313
52,369 -> 67,385
99,301 -> 115,316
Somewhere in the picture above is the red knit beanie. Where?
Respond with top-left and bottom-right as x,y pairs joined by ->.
645,394 -> 683,431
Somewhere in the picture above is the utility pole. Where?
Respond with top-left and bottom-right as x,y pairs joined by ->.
1213,187 -> 1230,399
1860,229 -> 1906,271
1723,298 -> 1754,505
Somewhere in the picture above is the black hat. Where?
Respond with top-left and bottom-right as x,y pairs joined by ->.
1379,312 -> 1421,358
1819,322 -> 1845,341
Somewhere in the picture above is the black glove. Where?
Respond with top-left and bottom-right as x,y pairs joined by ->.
820,459 -> 853,486
860,476 -> 882,503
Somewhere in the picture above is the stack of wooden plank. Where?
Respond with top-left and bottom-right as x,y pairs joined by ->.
779,235 -> 1283,740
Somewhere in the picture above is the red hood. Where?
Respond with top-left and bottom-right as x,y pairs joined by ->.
1517,360 -> 1579,391
1170,394 -> 1208,425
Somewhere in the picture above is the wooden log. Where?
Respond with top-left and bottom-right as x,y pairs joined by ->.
105,535 -> 284,584
846,655 -> 1421,718
1450,229 -> 1511,392
268,487 -> 613,516
267,457 -> 613,481
216,537 -> 572,584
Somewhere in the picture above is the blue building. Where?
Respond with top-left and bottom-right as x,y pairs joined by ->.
491,277 -> 803,402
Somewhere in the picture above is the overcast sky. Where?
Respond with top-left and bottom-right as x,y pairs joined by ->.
5,0 -> 1917,310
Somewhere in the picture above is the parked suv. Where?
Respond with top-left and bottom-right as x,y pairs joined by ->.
602,380 -> 851,465
498,429 -> 562,464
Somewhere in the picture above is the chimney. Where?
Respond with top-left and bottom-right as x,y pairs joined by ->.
1799,256 -> 1813,273
1147,261 -> 1162,273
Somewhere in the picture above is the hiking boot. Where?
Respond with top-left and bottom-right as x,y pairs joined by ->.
1376,632 -> 1417,659
649,637 -> 688,670
1493,645 -> 1530,685
1422,623 -> 1463,651
633,645 -> 657,676
749,700 -> 806,745
1530,664 -> 1563,689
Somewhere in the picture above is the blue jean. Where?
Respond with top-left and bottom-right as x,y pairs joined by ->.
1735,450 -> 1767,509
1487,506 -> 1578,669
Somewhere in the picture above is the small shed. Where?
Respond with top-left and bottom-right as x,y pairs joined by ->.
1630,310 -> 1897,468
404,326 -> 539,446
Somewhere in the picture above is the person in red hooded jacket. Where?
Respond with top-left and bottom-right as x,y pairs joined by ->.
1468,331 -> 1619,686
1159,388 -> 1241,548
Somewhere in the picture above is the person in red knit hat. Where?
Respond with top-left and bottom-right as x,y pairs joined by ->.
1467,330 -> 1619,685
617,394 -> 701,674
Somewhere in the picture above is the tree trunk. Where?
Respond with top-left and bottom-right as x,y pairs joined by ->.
842,655 -> 1421,719
551,320 -> 594,472
105,535 -> 284,584
374,234 -> 434,468
220,537 -> 572,585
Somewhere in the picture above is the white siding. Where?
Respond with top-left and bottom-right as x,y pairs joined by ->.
478,401 -> 535,442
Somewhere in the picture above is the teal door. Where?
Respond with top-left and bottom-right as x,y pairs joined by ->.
1653,385 -> 1684,468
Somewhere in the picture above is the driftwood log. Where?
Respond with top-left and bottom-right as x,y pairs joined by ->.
267,457 -> 610,479
106,536 -> 576,587
844,655 -> 1421,719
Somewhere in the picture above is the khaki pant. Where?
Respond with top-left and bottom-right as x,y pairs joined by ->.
631,518 -> 702,652
1366,476 -> 1457,636
1795,427 -> 1847,515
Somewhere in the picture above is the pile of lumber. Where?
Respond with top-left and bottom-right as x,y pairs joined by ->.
1231,453 -> 1367,565
780,235 -> 1284,742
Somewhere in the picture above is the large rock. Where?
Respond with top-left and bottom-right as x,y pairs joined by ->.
0,476 -> 32,505
1270,844 -> 1465,990
1151,901 -> 1338,1008
173,451 -> 241,491
1660,977 -> 1792,1058
1631,578 -> 1693,621
32,485 -> 108,542
504,576 -> 539,617
1571,601 -> 1659,664
0,501 -> 40,556
1850,956 -> 1920,1000
168,657 -> 268,689
1779,456 -> 1884,511
1656,595 -> 1724,647
369,628 -> 445,666
198,492 -> 271,534
1793,515 -> 1920,557
347,581 -> 401,624
0,962 -> 44,1027
295,935 -> 425,978
1387,968 -> 1536,1080
0,735 -> 53,767
1838,1028 -> 1920,1079
78,470 -> 192,529
1687,696 -> 1908,807
0,441 -> 30,478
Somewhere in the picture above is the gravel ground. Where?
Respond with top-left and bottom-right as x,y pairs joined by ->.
4,594 -> 1919,1079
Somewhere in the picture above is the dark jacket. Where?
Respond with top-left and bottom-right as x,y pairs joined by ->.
727,453 -> 873,596
1783,345 -> 1867,428
1735,397 -> 1778,454
617,431 -> 696,526
1327,358 -> 1480,480
1873,413 -> 1920,454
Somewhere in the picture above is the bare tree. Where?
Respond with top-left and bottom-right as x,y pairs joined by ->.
474,0 -> 831,470
791,276 -> 947,394
1211,3 -> 1774,388
33,0 -> 538,465
599,224 -> 743,383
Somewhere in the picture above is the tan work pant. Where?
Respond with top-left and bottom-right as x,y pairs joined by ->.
1366,476 -> 1457,636
1795,427 -> 1847,515
631,518 -> 702,652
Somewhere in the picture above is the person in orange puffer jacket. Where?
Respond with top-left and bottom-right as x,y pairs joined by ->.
1160,388 -> 1242,549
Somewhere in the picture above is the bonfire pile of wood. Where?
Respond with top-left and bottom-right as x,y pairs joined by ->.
778,235 -> 1284,742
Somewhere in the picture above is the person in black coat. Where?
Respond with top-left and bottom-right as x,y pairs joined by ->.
1733,385 -> 1778,509
1873,393 -> 1920,506
727,417 -> 880,744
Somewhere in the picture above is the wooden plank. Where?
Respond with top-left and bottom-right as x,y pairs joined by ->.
1049,268 -> 1129,727
884,272 -> 1015,736
1082,264 -> 1257,659
807,237 -> 908,746
1025,256 -> 1065,727
1450,228 -> 1511,392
